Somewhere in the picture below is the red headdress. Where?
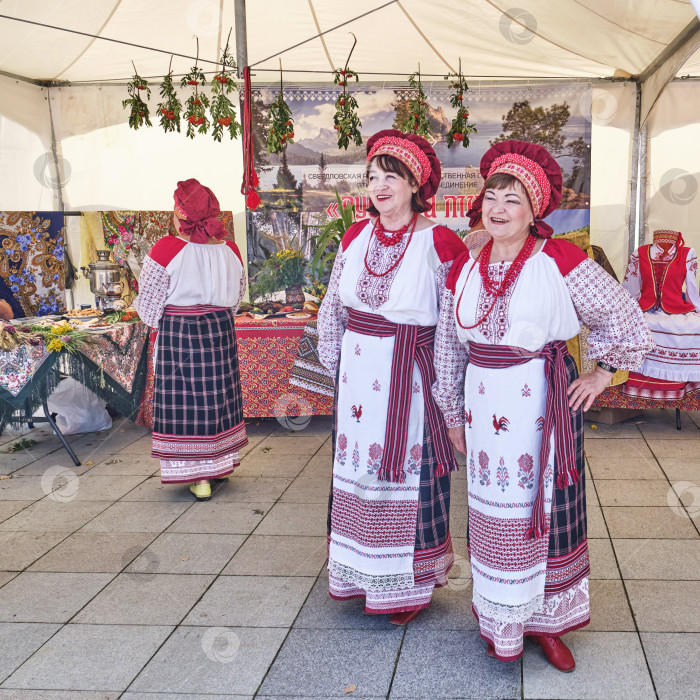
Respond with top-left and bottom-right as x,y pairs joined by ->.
653,229 -> 685,247
173,178 -> 225,244
366,129 -> 442,202
467,140 -> 563,239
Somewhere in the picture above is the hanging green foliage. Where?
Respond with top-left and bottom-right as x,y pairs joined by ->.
181,64 -> 209,138
157,58 -> 182,133
400,70 -> 430,137
266,65 -> 294,154
210,33 -> 242,142
332,33 -> 361,150
122,64 -> 152,130
445,66 -> 477,148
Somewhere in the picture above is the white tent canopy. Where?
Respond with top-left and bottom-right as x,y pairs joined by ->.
1,0 -> 700,280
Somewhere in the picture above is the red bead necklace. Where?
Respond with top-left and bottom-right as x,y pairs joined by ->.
364,213 -> 418,277
456,234 -> 537,330
374,212 -> 417,247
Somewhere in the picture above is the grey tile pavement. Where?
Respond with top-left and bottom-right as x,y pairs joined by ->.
0,414 -> 698,697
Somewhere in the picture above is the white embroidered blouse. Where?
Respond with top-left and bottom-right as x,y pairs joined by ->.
134,237 -> 246,328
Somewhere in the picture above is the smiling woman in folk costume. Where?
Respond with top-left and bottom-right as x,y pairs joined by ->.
434,140 -> 652,669
134,178 -> 248,501
317,129 -> 466,624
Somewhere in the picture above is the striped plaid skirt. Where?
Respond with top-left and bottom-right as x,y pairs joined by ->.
328,413 -> 454,614
152,308 -> 247,483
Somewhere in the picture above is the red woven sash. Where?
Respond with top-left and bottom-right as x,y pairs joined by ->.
468,341 -> 578,539
346,309 -> 457,483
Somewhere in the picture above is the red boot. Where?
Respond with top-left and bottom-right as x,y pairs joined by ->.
538,636 -> 575,672
389,608 -> 422,625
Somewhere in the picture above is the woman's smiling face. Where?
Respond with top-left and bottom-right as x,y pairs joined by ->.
482,182 -> 533,243
367,160 -> 417,220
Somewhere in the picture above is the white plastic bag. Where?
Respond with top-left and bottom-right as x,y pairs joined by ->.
46,378 -> 112,434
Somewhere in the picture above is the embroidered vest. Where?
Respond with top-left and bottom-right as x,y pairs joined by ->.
637,244 -> 695,314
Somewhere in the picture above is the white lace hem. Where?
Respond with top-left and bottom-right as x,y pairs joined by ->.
328,557 -> 415,592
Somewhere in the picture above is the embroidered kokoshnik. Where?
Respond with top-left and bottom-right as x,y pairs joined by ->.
468,341 -> 578,539
346,309 -> 457,483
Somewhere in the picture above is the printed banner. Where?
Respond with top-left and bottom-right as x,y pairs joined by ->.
248,82 -> 592,276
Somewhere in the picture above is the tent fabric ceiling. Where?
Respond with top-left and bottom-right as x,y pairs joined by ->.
0,0 -> 698,84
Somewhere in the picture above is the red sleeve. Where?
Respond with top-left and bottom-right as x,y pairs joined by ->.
147,236 -> 187,267
225,239 -> 243,265
543,238 -> 588,276
445,250 -> 474,294
340,220 -> 371,251
433,225 -> 467,263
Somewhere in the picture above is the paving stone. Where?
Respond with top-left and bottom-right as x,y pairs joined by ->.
128,626 -> 286,695
294,573 -> 397,630
120,477 -> 202,502
222,535 -> 327,576
596,479 -> 672,507
654,456 -> 700,481
114,436 -> 153,455
0,476 -> 66,501
637,413 -> 700,439
645,439 -> 700,460
641,632 -> 700,700
208,476 -> 292,503
391,629 -> 520,698
123,695 -> 252,700
139,533 -> 245,574
583,420 -> 641,439
588,538 -> 620,579
603,506 -> 699,538
613,538 -> 700,579
61,474 -> 147,501
0,500 -> 111,533
0,572 -> 113,622
249,434 -> 327,456
300,453 -> 332,478
585,439 -> 663,479
260,628 -> 402,697
586,503 -> 608,538
0,623 -> 60,683
87,455 -> 160,476
0,532 -> 69,571
166,502 -> 268,534
279,477 -> 332,504
73,573 -> 214,625
407,579 -> 477,631
448,504 -> 468,539
0,691 -> 120,699
183,575 -> 314,627
1,624 -> 171,691
254,502 -> 328,536
11,452 -> 95,476
587,580 -> 635,631
235,452 -> 310,478
626,581 -> 700,631
28,532 -> 156,573
79,501 -> 191,533
0,502 -> 31,524
522,631 -> 655,699
0,573 -> 17,588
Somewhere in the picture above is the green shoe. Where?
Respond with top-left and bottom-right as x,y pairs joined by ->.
189,482 -> 211,501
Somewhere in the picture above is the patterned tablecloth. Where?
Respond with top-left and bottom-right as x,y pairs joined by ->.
0,322 -> 149,426
592,384 -> 700,411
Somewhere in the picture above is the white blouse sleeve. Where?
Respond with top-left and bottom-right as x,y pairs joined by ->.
685,248 -> 700,312
432,262 -> 468,428
564,257 -> 653,371
621,250 -> 641,301
134,256 -> 170,328
317,249 -> 349,375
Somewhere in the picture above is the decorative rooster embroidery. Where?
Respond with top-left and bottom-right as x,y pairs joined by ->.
492,414 -> 510,435
351,404 -> 363,422
465,409 -> 473,428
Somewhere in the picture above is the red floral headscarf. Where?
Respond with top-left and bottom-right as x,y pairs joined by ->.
173,178 -> 225,244
467,140 -> 563,239
366,129 -> 442,201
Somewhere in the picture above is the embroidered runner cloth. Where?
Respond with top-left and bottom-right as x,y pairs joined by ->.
346,309 -> 457,483
468,340 -> 577,539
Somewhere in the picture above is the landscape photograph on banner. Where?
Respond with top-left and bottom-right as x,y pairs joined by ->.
247,82 -> 591,282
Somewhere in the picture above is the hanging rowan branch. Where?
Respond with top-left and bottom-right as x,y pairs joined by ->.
157,55 -> 182,133
266,60 -> 294,154
211,28 -> 242,141
400,65 -> 430,137
332,33 -> 362,150
181,38 -> 210,138
123,61 -> 152,130
445,59 -> 477,148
